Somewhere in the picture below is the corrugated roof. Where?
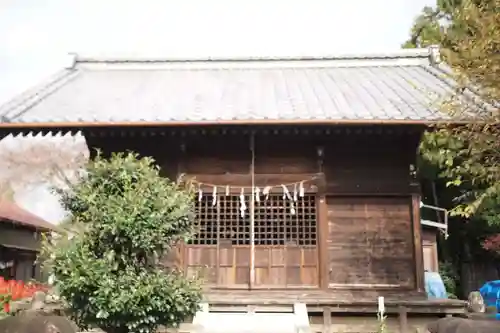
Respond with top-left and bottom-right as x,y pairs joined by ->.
0,47 -> 461,125
0,200 -> 56,231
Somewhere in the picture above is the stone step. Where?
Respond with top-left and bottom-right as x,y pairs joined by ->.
192,302 -> 310,333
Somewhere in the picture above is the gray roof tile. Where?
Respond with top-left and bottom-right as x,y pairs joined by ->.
0,48 -> 459,125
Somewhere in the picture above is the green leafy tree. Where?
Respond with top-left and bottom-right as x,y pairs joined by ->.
401,6 -> 443,48
419,0 -> 500,218
401,0 -> 485,49
406,0 -> 500,259
42,152 -> 202,333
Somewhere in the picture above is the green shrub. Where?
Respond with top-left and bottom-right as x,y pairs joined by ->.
42,152 -> 201,333
439,261 -> 458,299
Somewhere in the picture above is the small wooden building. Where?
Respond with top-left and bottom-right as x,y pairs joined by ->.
421,204 -> 449,273
422,226 -> 441,273
0,200 -> 55,281
0,47 -> 467,331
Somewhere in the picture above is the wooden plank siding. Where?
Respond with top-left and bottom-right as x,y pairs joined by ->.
411,193 -> 425,293
326,196 -> 415,289
0,223 -> 44,281
422,228 -> 439,273
83,126 -> 424,295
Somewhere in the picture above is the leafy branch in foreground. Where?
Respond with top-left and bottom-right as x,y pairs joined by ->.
41,152 -> 201,333
418,0 -> 500,220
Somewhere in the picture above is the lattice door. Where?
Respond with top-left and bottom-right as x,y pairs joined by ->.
186,193 -> 319,288
253,194 -> 318,287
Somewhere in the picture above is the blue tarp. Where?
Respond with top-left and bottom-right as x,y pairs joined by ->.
480,280 -> 500,310
425,271 -> 448,299
480,280 -> 500,320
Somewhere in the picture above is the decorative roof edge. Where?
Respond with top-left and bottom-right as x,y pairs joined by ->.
0,69 -> 80,122
67,47 -> 445,72
73,47 -> 432,63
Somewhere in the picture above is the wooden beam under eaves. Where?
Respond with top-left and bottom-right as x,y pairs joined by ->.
4,123 -> 427,138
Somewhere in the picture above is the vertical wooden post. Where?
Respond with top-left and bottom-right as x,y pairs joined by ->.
216,198 -> 220,286
411,194 -> 425,293
317,147 -> 329,289
323,307 -> 332,333
318,193 -> 329,289
398,306 -> 408,333
249,131 -> 256,288
178,139 -> 187,273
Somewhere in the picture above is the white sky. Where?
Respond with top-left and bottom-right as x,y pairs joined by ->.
0,0 -> 433,104
0,0 -> 432,222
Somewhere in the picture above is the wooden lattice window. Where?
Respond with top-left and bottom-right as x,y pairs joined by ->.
191,194 -> 317,246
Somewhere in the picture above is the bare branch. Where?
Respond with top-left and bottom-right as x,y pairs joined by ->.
0,133 -> 89,197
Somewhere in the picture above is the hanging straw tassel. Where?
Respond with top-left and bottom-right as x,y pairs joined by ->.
293,183 -> 298,202
198,188 -> 203,202
299,181 -> 305,197
212,186 -> 217,206
262,186 -> 271,201
239,188 -> 247,218
281,184 -> 292,201
255,187 -> 261,203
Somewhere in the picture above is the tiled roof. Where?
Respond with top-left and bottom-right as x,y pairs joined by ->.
0,200 -> 56,231
0,47 -> 461,125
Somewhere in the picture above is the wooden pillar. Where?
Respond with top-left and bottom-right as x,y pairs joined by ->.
249,131 -> 256,288
322,307 -> 332,333
398,306 -> 408,333
318,194 -> 329,289
317,146 -> 329,290
411,193 -> 425,293
178,140 -> 187,272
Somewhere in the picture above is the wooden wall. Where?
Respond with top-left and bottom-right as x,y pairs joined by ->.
0,222 -> 42,281
84,125 -> 424,292
85,126 -> 420,191
327,197 -> 415,288
422,228 -> 439,273
0,223 -> 42,252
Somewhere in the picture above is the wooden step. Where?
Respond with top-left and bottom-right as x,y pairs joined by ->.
192,302 -> 310,333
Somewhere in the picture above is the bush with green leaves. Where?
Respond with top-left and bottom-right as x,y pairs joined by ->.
42,152 -> 202,333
